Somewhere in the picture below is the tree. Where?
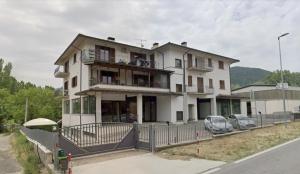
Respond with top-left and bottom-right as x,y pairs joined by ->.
264,70 -> 300,87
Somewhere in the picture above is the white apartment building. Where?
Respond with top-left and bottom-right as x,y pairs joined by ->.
54,34 -> 240,126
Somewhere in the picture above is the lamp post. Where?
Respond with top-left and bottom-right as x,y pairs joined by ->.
277,33 -> 289,114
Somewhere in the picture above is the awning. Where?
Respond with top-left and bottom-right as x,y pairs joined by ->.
23,118 -> 58,127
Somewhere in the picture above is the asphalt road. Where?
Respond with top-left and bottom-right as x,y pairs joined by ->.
212,138 -> 300,174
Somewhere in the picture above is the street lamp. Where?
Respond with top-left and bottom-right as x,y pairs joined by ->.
277,33 -> 289,114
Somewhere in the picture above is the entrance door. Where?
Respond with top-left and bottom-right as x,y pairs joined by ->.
143,96 -> 157,122
197,77 -> 204,93
197,99 -> 211,120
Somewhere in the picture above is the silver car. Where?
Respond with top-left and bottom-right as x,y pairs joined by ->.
204,115 -> 233,134
228,114 -> 256,130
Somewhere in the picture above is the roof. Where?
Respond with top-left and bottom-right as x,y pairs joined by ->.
153,42 -> 239,63
23,118 -> 57,127
232,84 -> 276,91
54,33 -> 239,65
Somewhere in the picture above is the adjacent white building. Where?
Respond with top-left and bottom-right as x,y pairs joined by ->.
232,85 -> 300,115
54,34 -> 240,126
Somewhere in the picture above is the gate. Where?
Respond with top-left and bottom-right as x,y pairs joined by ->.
59,122 -> 137,157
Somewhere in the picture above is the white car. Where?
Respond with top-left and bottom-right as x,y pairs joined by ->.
204,115 -> 233,134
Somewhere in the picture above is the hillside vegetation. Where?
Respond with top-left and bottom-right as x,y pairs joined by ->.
0,58 -> 61,130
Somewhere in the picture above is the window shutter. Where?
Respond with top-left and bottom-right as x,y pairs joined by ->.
110,48 -> 115,63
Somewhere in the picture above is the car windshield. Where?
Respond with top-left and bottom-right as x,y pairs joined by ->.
212,117 -> 226,123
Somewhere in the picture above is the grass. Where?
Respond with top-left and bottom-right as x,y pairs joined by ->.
11,132 -> 43,174
159,122 -> 300,162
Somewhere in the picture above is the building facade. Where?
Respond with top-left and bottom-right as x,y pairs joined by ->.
232,85 -> 300,115
54,34 -> 240,126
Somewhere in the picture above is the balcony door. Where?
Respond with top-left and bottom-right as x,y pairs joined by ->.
197,77 -> 204,93
187,55 -> 193,68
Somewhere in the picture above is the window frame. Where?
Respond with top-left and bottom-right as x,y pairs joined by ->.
176,111 -> 183,121
73,53 -> 77,64
218,61 -> 224,69
72,98 -> 81,114
72,76 -> 78,88
64,100 -> 70,114
209,79 -> 213,89
176,84 -> 183,93
219,80 -> 225,90
188,76 -> 193,86
175,59 -> 182,68
83,96 -> 96,114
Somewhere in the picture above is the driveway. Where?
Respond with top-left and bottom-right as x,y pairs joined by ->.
72,150 -> 225,174
0,134 -> 22,174
210,137 -> 300,174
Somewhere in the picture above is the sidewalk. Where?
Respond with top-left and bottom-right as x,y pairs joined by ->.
72,150 -> 225,174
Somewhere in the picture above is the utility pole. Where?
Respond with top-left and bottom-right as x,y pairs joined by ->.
25,97 -> 28,122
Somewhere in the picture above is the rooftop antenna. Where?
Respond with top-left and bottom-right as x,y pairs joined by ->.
136,39 -> 146,48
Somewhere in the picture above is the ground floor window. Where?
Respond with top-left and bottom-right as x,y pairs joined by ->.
83,96 -> 96,114
217,99 -> 230,117
64,100 -> 70,114
72,98 -> 81,114
232,99 -> 241,114
176,111 -> 183,121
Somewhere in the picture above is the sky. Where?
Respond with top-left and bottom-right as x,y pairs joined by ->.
0,0 -> 299,88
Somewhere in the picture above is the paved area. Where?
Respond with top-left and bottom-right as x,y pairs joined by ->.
72,150 -> 225,174
0,134 -> 22,174
211,137 -> 300,174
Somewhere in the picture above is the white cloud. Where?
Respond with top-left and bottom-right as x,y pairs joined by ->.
0,0 -> 299,88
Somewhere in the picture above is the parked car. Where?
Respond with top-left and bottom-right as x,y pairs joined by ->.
204,115 -> 233,134
228,114 -> 256,130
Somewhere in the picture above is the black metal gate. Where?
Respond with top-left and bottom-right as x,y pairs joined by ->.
59,123 -> 137,157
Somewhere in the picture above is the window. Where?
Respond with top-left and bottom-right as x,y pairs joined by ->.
218,61 -> 224,69
64,61 -> 69,73
176,84 -> 182,92
188,76 -> 192,86
83,96 -> 96,114
175,59 -> 182,68
208,58 -> 212,67
232,99 -> 241,114
64,81 -> 68,90
95,45 -> 112,62
64,100 -> 70,114
176,111 -> 183,121
72,76 -> 77,88
209,79 -> 213,88
72,98 -> 81,114
73,53 -> 77,64
219,80 -> 225,89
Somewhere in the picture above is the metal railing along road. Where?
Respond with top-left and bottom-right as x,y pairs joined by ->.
250,114 -> 293,127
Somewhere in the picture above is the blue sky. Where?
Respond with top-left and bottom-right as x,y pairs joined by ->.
0,0 -> 299,87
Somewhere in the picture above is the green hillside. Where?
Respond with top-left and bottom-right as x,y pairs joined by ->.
230,66 -> 271,89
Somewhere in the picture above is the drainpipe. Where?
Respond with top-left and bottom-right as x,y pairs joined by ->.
182,49 -> 191,123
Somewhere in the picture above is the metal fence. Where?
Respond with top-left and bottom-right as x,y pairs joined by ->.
61,122 -> 133,147
250,114 -> 293,127
20,126 -> 57,150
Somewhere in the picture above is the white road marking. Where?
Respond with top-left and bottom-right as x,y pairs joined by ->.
201,168 -> 221,174
234,136 -> 300,164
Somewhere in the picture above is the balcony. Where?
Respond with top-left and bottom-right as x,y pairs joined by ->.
54,66 -> 69,78
81,49 -> 165,73
187,64 -> 213,72
187,86 -> 214,94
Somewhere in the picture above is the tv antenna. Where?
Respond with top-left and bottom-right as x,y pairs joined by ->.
136,39 -> 146,48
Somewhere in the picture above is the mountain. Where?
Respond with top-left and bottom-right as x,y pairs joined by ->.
230,66 -> 271,89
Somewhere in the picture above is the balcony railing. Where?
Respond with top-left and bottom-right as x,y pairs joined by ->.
187,85 -> 214,94
89,78 -> 169,89
187,64 -> 213,72
54,66 -> 69,78
82,49 -> 159,69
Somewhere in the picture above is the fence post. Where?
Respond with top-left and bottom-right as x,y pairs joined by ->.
149,124 -> 156,153
260,114 -> 263,128
133,122 -> 139,148
167,122 -> 170,145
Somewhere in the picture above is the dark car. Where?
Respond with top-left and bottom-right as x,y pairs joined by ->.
228,114 -> 256,130
204,115 -> 233,134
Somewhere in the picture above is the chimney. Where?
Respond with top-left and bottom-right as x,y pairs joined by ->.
107,37 -> 115,41
181,41 -> 187,47
151,42 -> 159,49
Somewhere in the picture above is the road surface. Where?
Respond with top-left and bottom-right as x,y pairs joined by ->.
211,138 -> 300,174
0,134 -> 22,174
